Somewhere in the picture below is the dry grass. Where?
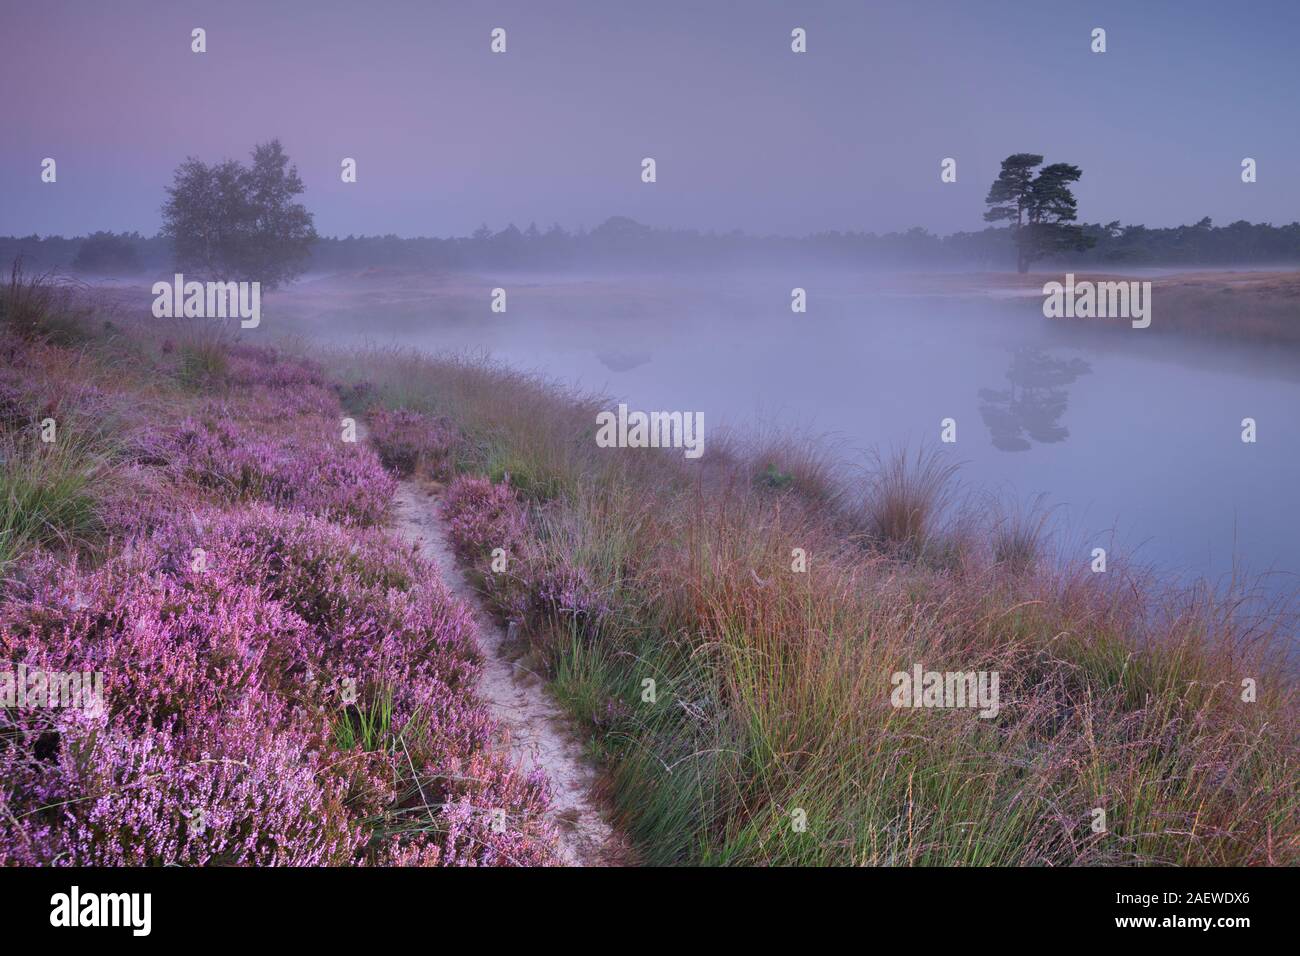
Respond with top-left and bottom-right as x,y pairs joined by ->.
749,429 -> 847,511
859,445 -> 961,558
989,492 -> 1055,575
336,348 -> 1299,866
953,269 -> 1300,347
0,260 -> 102,346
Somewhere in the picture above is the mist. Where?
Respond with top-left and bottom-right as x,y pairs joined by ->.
5,0 -> 1300,238
4,0 -> 1298,886
172,263 -> 1278,593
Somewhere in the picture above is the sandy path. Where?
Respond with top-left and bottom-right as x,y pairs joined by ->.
390,480 -> 628,866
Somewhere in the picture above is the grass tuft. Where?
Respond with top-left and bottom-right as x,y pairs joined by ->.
860,444 -> 960,557
331,349 -> 1299,867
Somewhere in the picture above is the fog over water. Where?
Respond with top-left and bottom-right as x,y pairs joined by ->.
267,268 -> 1300,593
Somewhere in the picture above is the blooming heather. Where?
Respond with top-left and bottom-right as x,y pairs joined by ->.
438,477 -> 609,637
368,407 -> 458,478
0,337 -> 559,867
440,475 -> 527,562
0,505 -> 558,866
164,411 -> 395,526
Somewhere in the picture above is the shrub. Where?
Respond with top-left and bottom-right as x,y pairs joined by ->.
0,506 -> 559,866
165,414 -> 394,526
861,445 -> 959,556
0,260 -> 90,345
224,345 -> 326,392
440,475 -> 527,561
368,407 -> 458,478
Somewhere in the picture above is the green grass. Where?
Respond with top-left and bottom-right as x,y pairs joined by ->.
332,687 -> 397,753
757,462 -> 794,491
0,260 -> 92,345
331,347 -> 1298,867
178,340 -> 230,388
0,433 -> 107,575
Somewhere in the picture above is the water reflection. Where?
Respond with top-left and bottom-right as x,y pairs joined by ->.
597,349 -> 652,373
979,348 -> 1091,451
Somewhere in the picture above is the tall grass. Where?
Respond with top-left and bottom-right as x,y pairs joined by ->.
0,260 -> 91,345
0,427 -> 107,574
990,492 -> 1055,575
750,430 -> 846,510
860,444 -> 961,557
166,317 -> 242,389
322,346 -> 619,499
343,348 -> 1298,867
0,261 -> 118,574
178,341 -> 230,387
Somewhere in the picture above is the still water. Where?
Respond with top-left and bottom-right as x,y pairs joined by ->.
278,271 -> 1300,592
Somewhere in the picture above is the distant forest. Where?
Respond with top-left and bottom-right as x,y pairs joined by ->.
5,215 -> 1300,275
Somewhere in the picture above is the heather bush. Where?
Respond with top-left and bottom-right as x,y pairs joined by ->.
440,475 -> 527,562
97,464 -> 185,539
1,545 -> 350,864
368,406 -> 458,478
165,413 -> 394,526
1,315 -> 560,867
434,755 -> 556,866
0,506 -> 559,866
510,504 -> 618,641
223,346 -> 340,417
437,479 -> 621,648
530,562 -> 611,638
224,344 -> 327,391
0,705 -> 360,866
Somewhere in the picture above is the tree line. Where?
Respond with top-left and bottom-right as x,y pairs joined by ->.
10,216 -> 1300,275
6,143 -> 1299,276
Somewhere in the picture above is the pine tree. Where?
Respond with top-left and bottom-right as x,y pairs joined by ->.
984,154 -> 1094,272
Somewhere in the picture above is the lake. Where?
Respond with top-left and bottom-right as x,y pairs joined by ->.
271,269 -> 1300,594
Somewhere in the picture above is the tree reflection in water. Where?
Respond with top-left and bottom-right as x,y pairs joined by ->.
978,348 -> 1091,452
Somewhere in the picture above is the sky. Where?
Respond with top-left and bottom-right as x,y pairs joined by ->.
2,0 -> 1298,238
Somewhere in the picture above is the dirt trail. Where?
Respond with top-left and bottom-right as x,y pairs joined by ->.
390,480 -> 628,866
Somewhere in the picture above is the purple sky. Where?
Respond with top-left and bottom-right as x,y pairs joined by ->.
2,0 -> 1297,238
